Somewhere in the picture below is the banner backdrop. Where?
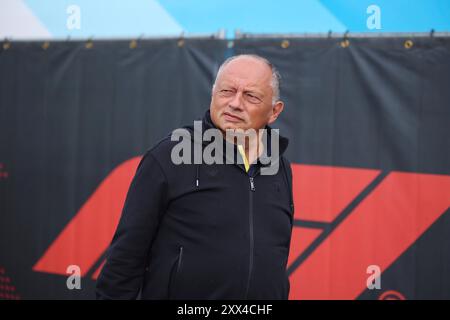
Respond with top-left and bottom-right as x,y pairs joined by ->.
0,37 -> 449,299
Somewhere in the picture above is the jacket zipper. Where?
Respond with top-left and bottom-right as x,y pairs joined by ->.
249,177 -> 255,191
245,176 -> 256,298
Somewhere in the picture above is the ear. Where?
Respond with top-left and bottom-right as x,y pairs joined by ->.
268,101 -> 284,125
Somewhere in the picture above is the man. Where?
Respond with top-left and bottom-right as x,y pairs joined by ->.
96,54 -> 294,299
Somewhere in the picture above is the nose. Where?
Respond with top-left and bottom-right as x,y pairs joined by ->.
229,91 -> 244,111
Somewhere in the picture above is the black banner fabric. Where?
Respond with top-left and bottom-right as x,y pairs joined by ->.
0,37 -> 449,299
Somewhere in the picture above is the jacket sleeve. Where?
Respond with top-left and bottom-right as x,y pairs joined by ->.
96,151 -> 168,299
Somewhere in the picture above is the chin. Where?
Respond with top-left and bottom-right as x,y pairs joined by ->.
222,123 -> 244,131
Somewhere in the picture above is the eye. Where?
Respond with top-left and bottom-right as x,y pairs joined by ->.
218,89 -> 234,96
244,92 -> 262,104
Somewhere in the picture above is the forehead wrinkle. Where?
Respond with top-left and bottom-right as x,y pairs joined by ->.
218,74 -> 270,92
217,82 -> 266,99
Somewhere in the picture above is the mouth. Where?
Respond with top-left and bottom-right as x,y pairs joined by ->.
222,112 -> 243,123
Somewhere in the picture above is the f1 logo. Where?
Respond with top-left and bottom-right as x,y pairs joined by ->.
32,160 -> 450,300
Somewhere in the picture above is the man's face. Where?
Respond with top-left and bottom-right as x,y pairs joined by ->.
210,57 -> 284,133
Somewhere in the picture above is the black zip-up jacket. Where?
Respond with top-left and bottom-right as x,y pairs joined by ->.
96,110 -> 294,299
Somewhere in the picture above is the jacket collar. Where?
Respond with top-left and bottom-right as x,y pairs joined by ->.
200,109 -> 289,159
181,109 -> 289,171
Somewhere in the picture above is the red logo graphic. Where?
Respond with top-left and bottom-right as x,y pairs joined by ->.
33,160 -> 450,300
288,164 -> 450,300
0,162 -> 9,180
0,266 -> 21,300
33,157 -> 142,278
378,290 -> 406,300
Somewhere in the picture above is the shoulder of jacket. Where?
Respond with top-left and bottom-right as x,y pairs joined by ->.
280,156 -> 292,172
144,132 -> 179,157
140,132 -> 182,172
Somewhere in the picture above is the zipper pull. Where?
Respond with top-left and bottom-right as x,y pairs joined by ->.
249,177 -> 255,191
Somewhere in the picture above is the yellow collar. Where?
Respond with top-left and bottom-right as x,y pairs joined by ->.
237,144 -> 250,172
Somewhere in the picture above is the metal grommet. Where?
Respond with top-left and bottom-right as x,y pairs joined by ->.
177,39 -> 185,47
227,40 -> 234,49
340,39 -> 350,48
85,40 -> 93,49
42,41 -> 50,50
3,42 -> 11,50
281,40 -> 290,49
404,40 -> 413,49
129,39 -> 137,49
